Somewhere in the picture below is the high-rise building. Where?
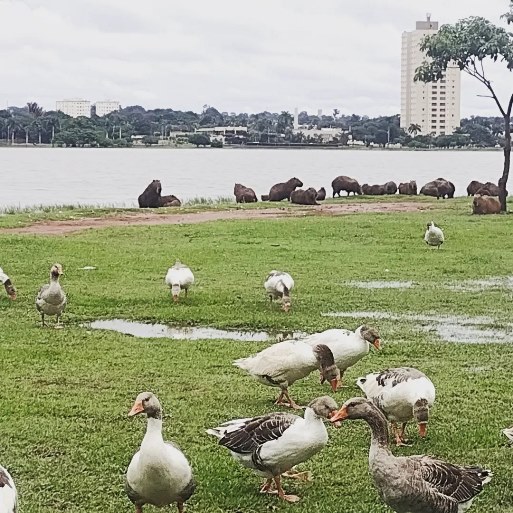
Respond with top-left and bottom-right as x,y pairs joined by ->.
95,100 -> 120,117
400,15 -> 460,136
55,99 -> 91,118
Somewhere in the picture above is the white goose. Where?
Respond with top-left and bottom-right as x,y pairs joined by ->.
0,268 -> 16,300
126,392 -> 195,513
234,342 -> 340,409
357,367 -> 436,446
264,271 -> 294,312
0,465 -> 17,513
165,261 -> 195,302
303,326 -> 381,387
424,221 -> 444,248
35,263 -> 66,327
207,396 -> 338,503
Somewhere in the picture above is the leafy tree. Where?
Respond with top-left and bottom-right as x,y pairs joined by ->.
415,16 -> 513,211
502,1 -> 513,24
188,134 -> 210,147
408,123 -> 421,137
141,135 -> 159,146
210,139 -> 223,148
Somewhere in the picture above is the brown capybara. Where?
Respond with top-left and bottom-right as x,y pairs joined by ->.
420,178 -> 454,199
267,177 -> 303,201
472,194 -> 501,214
384,181 -> 398,195
138,179 -> 162,208
316,187 -> 326,201
467,180 -> 485,196
290,188 -> 319,205
159,195 -> 182,207
261,194 -> 270,201
420,182 -> 440,198
331,175 -> 362,197
476,182 -> 501,197
398,181 -> 417,195
234,183 -> 258,203
362,184 -> 386,195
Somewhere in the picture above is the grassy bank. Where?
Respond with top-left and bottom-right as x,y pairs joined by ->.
1,201 -> 513,512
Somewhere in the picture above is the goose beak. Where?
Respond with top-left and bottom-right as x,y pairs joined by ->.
128,401 -> 144,417
330,406 -> 348,425
173,295 -> 179,302
328,409 -> 343,428
330,378 -> 339,392
9,293 -> 16,301
418,423 -> 427,438
372,339 -> 381,350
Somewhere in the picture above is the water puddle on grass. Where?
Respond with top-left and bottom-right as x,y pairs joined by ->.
446,277 -> 513,292
86,319 -> 306,342
346,280 -> 414,289
322,311 -> 513,344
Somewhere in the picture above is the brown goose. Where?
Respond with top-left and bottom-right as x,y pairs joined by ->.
35,263 -> 67,327
0,268 -> 16,300
207,396 -> 338,503
331,398 -> 491,513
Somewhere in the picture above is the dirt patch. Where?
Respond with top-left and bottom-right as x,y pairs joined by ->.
0,202 -> 430,236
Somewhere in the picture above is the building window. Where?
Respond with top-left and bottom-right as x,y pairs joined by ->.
440,96 -> 446,100
431,103 -> 437,106
440,131 -> 446,135
431,125 -> 437,129
440,103 -> 446,106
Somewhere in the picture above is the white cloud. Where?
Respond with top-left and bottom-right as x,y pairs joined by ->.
0,0 -> 510,117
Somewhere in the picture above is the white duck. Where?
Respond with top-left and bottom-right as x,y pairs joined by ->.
424,221 -> 444,248
0,465 -> 17,513
264,271 -> 294,312
126,392 -> 195,513
35,263 -> 66,327
165,261 -> 195,302
207,396 -> 338,503
303,326 -> 381,387
357,367 -> 436,446
331,398 -> 491,513
0,268 -> 16,300
234,342 -> 340,409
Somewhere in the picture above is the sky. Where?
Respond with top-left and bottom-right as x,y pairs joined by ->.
0,0 -> 511,117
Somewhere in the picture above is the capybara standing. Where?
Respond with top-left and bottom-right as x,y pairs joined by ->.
384,181 -> 398,195
467,180 -> 485,196
472,194 -> 501,214
290,188 -> 319,205
234,183 -> 258,203
420,178 -> 454,199
476,182 -> 501,197
138,179 -> 162,208
331,175 -> 362,197
267,177 -> 303,201
398,181 -> 417,195
362,184 -> 386,195
316,187 -> 326,201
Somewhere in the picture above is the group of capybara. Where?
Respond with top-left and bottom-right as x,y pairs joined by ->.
137,175 -> 505,215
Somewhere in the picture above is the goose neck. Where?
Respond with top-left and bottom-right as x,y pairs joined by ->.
364,409 -> 390,451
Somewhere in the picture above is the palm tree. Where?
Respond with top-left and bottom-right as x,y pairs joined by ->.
408,123 -> 422,137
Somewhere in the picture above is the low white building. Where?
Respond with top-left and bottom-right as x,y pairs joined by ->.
56,99 -> 91,118
95,100 -> 120,117
293,126 -> 349,143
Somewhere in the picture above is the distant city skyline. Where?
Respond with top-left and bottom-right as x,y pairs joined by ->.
0,0 -> 511,117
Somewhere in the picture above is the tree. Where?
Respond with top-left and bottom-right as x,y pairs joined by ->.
333,108 -> 340,120
188,133 -> 210,147
415,16 -> 513,211
408,123 -> 421,137
502,1 -> 513,24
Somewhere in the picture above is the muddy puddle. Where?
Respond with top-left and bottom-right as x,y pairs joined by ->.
322,310 -> 513,344
86,319 -> 306,342
346,280 -> 414,289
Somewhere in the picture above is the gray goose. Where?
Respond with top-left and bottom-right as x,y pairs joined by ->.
207,396 -> 338,503
330,398 -> 491,513
0,464 -> 17,512
0,267 -> 16,300
36,263 -> 67,327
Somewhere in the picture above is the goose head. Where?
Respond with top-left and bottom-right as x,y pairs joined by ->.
413,398 -> 430,437
4,280 -> 16,300
314,344 -> 341,391
282,294 -> 292,312
50,263 -> 64,280
329,396 -> 380,423
171,283 -> 181,302
359,325 -> 381,350
307,396 -> 339,422
128,391 -> 163,419
503,426 -> 513,442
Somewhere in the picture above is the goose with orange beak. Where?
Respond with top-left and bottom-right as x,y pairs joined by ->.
330,397 -> 491,513
0,268 -> 16,300
35,263 -> 67,327
356,367 -> 436,446
303,326 -> 381,388
165,260 -> 194,303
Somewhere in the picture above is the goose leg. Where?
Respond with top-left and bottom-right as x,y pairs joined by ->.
41,313 -> 46,327
274,475 -> 300,503
177,502 -> 184,513
282,389 -> 302,410
274,390 -> 286,405
55,315 -> 63,329
135,505 -> 143,513
259,478 -> 274,493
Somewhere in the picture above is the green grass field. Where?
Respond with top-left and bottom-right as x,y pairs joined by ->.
1,198 -> 513,512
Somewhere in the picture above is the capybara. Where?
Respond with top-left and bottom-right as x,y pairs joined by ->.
420,178 -> 454,199
138,179 -> 162,208
476,182 -> 501,197
290,187 -> 319,205
331,175 -> 362,197
261,194 -> 270,201
420,182 -> 439,198
384,181 -> 398,195
234,183 -> 258,203
398,181 -> 417,195
267,177 -> 303,201
472,194 -> 501,214
362,184 -> 386,195
159,195 -> 182,207
467,180 -> 485,196
316,187 -> 326,201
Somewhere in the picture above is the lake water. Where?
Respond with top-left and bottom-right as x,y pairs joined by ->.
0,147 -> 504,208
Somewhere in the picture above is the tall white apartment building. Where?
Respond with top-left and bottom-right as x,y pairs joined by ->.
55,99 -> 91,118
95,100 -> 120,117
400,15 -> 461,136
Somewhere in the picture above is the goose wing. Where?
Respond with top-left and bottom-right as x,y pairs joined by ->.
0,466 -> 17,513
213,413 -> 299,454
411,455 -> 491,506
374,367 -> 427,388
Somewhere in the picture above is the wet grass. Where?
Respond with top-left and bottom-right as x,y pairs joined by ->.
1,200 -> 513,512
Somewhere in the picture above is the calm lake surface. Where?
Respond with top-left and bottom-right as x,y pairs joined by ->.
0,147 -> 504,208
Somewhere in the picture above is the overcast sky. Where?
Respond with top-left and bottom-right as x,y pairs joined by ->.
0,0 -> 511,117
